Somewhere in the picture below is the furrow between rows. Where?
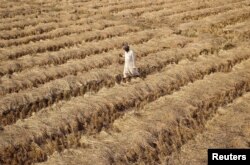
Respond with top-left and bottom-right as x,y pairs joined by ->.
0,24 -> 140,61
168,92 -> 250,165
165,0 -> 250,27
39,57 -> 250,165
0,15 -> 105,40
112,0 -> 188,17
0,46 -> 248,164
0,26 -> 153,76
0,1 -> 64,19
0,20 -> 121,47
0,32 -> 188,95
0,17 -> 61,31
222,19 -> 250,41
178,6 -> 250,37
140,0 -> 244,21
0,36 -> 220,125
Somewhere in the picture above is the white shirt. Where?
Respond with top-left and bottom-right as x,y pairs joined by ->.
123,49 -> 139,77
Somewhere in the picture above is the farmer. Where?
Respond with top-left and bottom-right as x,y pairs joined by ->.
122,43 -> 140,78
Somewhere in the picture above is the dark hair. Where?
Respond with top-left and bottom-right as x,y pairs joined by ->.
123,42 -> 130,52
123,45 -> 130,52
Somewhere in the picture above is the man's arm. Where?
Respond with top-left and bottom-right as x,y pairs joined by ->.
131,50 -> 136,68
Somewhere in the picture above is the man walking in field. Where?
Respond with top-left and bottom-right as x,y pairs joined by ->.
122,43 -> 140,78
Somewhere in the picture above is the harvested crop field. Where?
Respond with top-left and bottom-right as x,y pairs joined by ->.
0,0 -> 250,164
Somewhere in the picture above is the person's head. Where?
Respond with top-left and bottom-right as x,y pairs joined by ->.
123,42 -> 130,52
